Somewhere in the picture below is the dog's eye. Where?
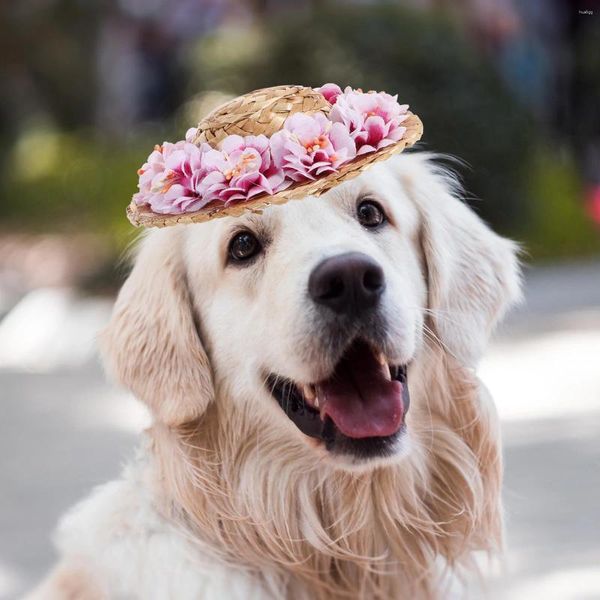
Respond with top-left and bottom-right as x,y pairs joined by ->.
228,231 -> 261,263
357,200 -> 386,228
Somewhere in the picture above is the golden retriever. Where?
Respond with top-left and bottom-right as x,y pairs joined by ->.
29,153 -> 521,599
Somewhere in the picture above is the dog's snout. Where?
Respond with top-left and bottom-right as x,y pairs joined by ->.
308,252 -> 385,315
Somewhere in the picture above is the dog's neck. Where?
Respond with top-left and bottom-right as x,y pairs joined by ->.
149,346 -> 502,600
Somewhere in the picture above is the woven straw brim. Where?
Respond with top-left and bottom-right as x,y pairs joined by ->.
127,112 -> 423,228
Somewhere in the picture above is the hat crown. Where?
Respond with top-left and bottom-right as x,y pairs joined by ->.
193,85 -> 330,147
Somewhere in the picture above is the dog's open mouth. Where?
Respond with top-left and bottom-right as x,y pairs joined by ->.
266,338 -> 409,452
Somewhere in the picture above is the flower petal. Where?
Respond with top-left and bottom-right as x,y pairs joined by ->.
315,83 -> 343,104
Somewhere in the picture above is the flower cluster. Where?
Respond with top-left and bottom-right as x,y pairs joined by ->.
133,85 -> 409,215
323,84 -> 409,155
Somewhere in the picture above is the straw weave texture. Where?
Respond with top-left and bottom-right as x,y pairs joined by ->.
128,85 -> 423,228
193,85 -> 330,146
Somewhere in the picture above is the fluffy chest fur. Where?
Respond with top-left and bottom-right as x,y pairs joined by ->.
53,457 -> 271,600
149,350 -> 502,600
52,350 -> 501,600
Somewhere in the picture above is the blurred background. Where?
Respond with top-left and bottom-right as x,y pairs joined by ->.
0,0 -> 599,598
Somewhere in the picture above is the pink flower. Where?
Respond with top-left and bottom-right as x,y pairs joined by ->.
270,112 -> 356,182
133,135 -> 213,214
315,83 -> 343,104
197,134 -> 288,206
133,85 -> 411,216
185,127 -> 198,143
329,87 -> 409,155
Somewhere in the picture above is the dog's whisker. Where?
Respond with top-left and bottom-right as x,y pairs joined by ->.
421,323 -> 462,364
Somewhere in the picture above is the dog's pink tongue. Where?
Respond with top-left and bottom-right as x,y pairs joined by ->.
318,341 -> 404,439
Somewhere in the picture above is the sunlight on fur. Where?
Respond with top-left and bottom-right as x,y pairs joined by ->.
28,154 -> 521,600
151,342 -> 503,600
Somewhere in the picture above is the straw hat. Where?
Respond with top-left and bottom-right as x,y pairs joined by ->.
128,84 -> 423,228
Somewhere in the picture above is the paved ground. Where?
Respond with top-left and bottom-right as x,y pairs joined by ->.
0,260 -> 599,599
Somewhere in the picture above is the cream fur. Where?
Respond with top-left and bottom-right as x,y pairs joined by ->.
29,154 -> 521,599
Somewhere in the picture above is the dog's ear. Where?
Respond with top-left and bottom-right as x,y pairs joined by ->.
399,155 -> 522,366
101,229 -> 213,425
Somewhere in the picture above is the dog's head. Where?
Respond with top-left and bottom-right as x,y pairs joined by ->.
102,154 -> 521,469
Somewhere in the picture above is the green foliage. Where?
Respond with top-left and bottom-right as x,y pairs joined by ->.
191,3 -> 536,231
0,126 -> 170,252
1,2 -> 596,269
1,1 -> 99,134
523,148 -> 600,260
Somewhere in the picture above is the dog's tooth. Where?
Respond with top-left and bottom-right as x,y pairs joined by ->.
306,386 -> 320,409
314,386 -> 326,418
303,384 -> 316,400
374,351 -> 392,380
302,384 -> 321,410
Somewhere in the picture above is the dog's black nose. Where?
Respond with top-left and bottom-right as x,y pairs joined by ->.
308,252 -> 385,315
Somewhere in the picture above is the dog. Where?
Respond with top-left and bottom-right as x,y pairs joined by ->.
29,153 -> 521,599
